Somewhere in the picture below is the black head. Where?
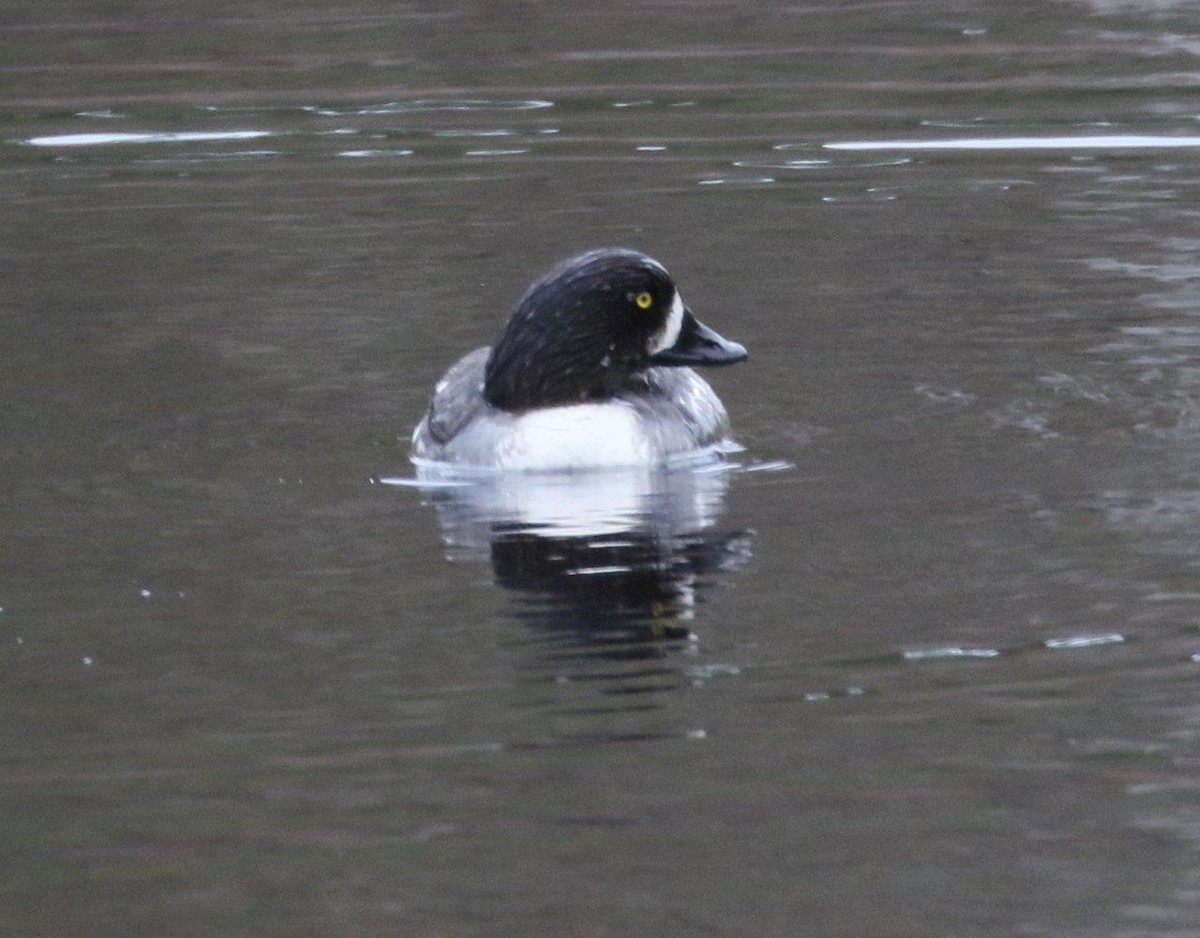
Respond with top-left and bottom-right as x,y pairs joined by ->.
483,248 -> 746,411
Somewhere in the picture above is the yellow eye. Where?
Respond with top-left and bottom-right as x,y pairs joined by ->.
634,291 -> 654,310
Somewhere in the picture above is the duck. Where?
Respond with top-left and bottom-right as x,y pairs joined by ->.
410,248 -> 747,471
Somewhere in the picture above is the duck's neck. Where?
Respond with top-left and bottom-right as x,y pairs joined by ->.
484,349 -> 632,411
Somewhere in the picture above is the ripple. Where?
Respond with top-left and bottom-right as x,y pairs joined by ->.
698,176 -> 775,187
1104,491 -> 1200,527
914,383 -> 979,407
303,99 -> 552,117
902,646 -> 1001,661
825,135 -> 1200,152
820,189 -> 900,204
1121,325 -> 1200,348
338,148 -> 415,158
772,144 -> 912,168
734,159 -> 834,170
685,663 -> 741,685
464,148 -> 530,157
134,149 -> 282,164
433,129 -> 517,138
21,130 -> 274,147
1145,592 -> 1200,602
1044,633 -> 1126,650
918,118 -> 1115,130
739,460 -> 794,474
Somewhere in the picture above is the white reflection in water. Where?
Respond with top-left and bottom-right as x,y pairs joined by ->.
903,646 -> 1002,661
303,100 -> 552,116
769,145 -> 914,169
338,149 -> 415,158
434,129 -> 516,138
918,118 -> 1114,129
389,460 -> 757,676
404,459 -> 736,542
699,176 -> 775,186
826,135 -> 1200,151
24,130 -> 274,147
734,159 -> 833,170
1044,633 -> 1126,650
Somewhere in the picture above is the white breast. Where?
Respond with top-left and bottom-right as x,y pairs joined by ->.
494,402 -> 654,471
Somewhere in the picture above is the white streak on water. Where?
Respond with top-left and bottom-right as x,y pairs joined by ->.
24,131 -> 274,147
826,135 -> 1200,151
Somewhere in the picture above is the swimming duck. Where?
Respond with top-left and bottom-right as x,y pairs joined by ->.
411,248 -> 746,470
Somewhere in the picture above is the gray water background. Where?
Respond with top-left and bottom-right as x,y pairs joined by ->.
5,2 -> 1200,935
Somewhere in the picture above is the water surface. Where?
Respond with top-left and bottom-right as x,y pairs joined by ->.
5,2 -> 1200,935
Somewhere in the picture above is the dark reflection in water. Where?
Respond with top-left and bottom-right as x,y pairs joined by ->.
405,463 -> 754,685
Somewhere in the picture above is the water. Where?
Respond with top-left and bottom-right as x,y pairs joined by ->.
5,1 -> 1200,934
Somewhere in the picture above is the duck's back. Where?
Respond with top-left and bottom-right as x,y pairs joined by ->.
416,347 -> 491,448
411,349 -> 732,471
